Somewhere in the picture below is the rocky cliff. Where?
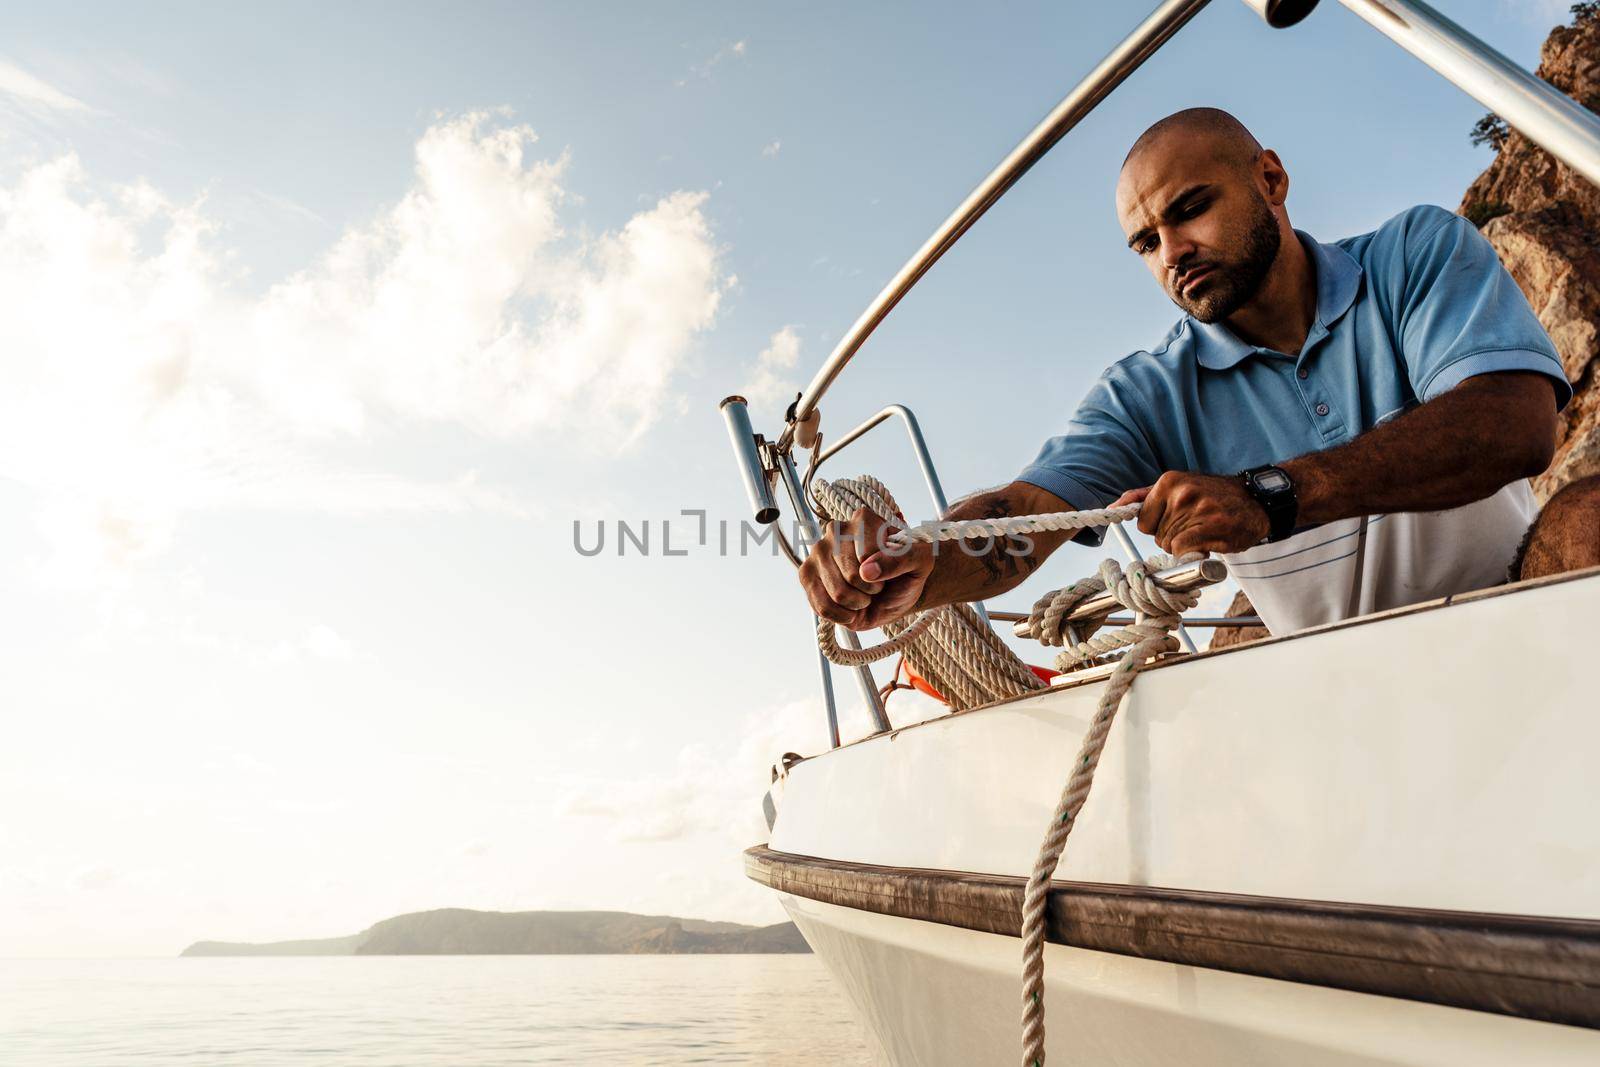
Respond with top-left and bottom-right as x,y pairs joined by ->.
353,908 -> 809,956
1459,4 -> 1600,501
1213,6 -> 1600,651
1209,590 -> 1270,650
181,909 -> 810,957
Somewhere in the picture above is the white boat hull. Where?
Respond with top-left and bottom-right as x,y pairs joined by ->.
783,895 -> 1600,1066
753,569 -> 1600,1065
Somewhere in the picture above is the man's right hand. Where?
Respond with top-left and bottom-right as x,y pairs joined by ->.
799,506 -> 935,631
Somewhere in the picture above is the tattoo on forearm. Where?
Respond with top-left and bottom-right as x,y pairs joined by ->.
915,486 -> 1054,611
972,496 -> 1038,587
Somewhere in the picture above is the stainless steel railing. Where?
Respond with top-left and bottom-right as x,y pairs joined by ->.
987,611 -> 1264,629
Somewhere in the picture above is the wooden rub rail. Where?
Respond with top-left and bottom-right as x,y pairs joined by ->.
745,845 -> 1600,1030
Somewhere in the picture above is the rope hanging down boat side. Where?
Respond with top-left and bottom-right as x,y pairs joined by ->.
1016,558 -> 1202,1067
806,475 -> 1213,1066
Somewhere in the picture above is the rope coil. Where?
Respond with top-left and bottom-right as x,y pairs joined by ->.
805,475 -> 1217,1066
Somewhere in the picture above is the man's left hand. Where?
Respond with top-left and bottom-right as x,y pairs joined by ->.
1114,472 -> 1269,555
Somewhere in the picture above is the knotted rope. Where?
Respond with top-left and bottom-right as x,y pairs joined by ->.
806,475 -> 1212,1066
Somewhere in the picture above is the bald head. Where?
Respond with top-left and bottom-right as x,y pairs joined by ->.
1114,108 -> 1292,324
1121,107 -> 1263,175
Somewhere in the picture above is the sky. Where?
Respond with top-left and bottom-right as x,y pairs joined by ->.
0,0 -> 1571,956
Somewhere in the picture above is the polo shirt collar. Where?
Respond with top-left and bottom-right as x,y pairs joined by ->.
1190,230 -> 1364,370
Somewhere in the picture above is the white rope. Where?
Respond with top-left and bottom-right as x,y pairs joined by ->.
1015,555 -> 1201,1067
805,475 -> 1216,1066
890,505 -> 1142,546
811,474 -> 1142,555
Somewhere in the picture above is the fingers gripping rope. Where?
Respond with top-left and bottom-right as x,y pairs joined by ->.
808,476 -> 1176,686
808,476 -> 1048,710
804,475 -> 1214,1066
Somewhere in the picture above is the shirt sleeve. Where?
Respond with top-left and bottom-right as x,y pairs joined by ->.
1016,365 -> 1163,547
1395,206 -> 1571,407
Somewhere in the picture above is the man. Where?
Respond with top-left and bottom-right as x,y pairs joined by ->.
800,108 -> 1599,638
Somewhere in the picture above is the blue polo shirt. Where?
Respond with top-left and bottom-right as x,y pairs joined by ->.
1019,204 -> 1569,533
1017,204 -> 1570,635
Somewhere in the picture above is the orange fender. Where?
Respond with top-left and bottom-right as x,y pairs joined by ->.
900,657 -> 1058,705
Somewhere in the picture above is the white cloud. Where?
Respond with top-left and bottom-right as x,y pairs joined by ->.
760,139 -> 781,159
677,39 -> 749,86
742,324 -> 802,414
248,114 -> 724,441
0,59 -> 90,113
0,111 -> 726,585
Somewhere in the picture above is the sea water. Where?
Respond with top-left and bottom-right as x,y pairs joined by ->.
0,955 -> 883,1065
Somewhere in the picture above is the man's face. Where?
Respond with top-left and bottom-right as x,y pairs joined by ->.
1116,133 -> 1281,323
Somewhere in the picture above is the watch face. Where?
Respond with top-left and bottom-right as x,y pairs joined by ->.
1254,469 -> 1291,492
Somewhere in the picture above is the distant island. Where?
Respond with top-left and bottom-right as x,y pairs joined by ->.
181,908 -> 810,957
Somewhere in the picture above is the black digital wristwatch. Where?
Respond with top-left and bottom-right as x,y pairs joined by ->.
1238,465 -> 1298,543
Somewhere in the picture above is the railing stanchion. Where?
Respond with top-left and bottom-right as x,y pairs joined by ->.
813,631 -> 842,750
776,452 -> 893,737
806,404 -> 991,628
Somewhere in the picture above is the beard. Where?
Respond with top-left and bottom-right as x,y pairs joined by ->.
1169,193 -> 1281,323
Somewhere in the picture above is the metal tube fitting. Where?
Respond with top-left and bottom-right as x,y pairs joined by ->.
720,396 -> 779,525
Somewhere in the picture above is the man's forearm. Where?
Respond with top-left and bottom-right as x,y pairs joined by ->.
1282,372 -> 1557,526
912,485 -> 1072,610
